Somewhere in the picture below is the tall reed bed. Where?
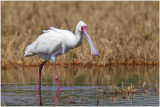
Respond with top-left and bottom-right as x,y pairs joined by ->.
1,1 -> 159,67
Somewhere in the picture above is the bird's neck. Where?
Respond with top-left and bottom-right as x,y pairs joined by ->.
74,28 -> 83,48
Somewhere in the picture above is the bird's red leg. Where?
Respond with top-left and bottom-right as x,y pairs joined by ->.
36,61 -> 47,90
53,63 -> 59,90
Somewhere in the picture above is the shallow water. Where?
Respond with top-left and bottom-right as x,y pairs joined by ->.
1,65 -> 159,106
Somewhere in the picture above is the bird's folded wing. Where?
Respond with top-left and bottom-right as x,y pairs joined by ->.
42,26 -> 61,34
50,26 -> 56,31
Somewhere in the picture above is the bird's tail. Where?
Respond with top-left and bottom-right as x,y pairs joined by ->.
24,43 -> 35,57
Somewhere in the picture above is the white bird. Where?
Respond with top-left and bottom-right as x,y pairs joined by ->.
24,21 -> 99,90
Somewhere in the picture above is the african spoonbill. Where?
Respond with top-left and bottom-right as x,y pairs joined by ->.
24,21 -> 99,90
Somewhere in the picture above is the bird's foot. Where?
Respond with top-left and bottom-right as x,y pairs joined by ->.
36,85 -> 41,90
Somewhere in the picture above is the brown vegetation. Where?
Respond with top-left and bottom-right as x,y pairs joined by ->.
1,1 -> 159,67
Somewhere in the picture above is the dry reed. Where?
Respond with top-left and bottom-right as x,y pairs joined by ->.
1,1 -> 159,67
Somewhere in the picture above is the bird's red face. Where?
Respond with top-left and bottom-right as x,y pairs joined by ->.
81,26 -> 87,33
81,26 -> 99,56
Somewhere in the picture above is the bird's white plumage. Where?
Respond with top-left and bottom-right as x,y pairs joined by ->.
24,21 -> 98,63
25,29 -> 75,61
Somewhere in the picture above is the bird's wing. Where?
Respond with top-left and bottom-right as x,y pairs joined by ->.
43,26 -> 73,35
50,26 -> 56,31
35,31 -> 64,55
42,26 -> 56,33
42,26 -> 59,34
25,26 -> 76,58
25,31 -> 64,57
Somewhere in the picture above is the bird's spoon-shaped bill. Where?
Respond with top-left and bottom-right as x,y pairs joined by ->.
84,28 -> 99,56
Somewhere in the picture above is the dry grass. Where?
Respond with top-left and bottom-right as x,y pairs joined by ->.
1,1 -> 159,67
96,83 -> 158,103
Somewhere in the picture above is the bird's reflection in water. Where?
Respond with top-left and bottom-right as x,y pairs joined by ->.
54,89 -> 59,106
38,88 -> 59,106
38,88 -> 42,106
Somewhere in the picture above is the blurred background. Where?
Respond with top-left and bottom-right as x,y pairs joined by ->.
1,1 -> 159,67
